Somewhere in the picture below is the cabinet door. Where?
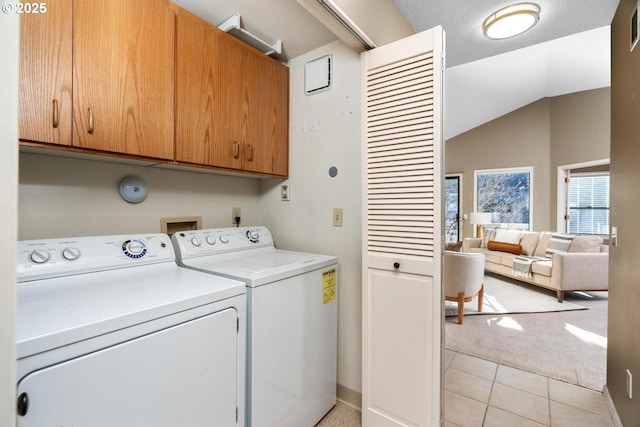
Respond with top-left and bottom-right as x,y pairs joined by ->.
175,8 -> 243,169
19,0 -> 72,146
243,52 -> 289,176
72,0 -> 174,160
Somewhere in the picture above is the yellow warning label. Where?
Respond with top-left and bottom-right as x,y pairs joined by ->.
322,268 -> 336,304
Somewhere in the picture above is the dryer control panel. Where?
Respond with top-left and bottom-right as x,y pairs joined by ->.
17,234 -> 174,282
172,226 -> 274,259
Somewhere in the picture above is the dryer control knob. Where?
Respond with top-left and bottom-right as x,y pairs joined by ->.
220,235 -> 229,244
246,230 -> 259,243
191,237 -> 202,247
29,249 -> 50,264
205,236 -> 216,245
62,247 -> 81,261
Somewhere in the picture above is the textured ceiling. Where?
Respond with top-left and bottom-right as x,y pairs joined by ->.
394,0 -> 619,67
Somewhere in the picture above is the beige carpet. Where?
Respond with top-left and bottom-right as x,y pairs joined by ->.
446,273 -> 608,391
316,402 -> 361,427
445,273 -> 587,317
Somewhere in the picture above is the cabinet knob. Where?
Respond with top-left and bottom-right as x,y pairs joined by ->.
233,141 -> 240,159
87,107 -> 94,134
393,262 -> 400,269
52,99 -> 59,128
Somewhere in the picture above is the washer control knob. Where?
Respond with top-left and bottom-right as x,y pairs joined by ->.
191,237 -> 202,247
122,240 -> 147,259
246,230 -> 259,243
62,247 -> 81,261
29,250 -> 50,264
205,236 -> 216,245
220,235 -> 229,244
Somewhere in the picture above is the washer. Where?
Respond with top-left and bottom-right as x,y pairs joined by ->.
16,233 -> 246,427
172,226 -> 338,427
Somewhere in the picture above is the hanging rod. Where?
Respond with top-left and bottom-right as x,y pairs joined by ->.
218,14 -> 282,56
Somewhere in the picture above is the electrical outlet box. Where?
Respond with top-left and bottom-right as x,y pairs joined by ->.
281,184 -> 290,201
232,207 -> 241,225
627,369 -> 633,399
333,208 -> 343,227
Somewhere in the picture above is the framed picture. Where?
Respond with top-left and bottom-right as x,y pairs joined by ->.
474,167 -> 532,230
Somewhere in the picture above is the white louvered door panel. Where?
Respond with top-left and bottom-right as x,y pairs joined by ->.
362,27 -> 444,427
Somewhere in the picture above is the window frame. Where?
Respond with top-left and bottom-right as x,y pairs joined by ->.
567,171 -> 610,236
445,174 -> 463,243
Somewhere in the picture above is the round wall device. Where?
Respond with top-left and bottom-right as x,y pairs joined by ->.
119,176 -> 148,204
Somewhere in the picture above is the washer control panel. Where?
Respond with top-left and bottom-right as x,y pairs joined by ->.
17,234 -> 174,282
171,226 -> 274,260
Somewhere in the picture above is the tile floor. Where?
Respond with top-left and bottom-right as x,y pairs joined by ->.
444,350 -> 615,427
317,349 -> 615,427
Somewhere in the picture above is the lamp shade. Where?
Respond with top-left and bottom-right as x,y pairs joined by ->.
469,212 -> 492,225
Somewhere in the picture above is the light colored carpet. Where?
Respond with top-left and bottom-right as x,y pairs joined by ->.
445,273 -> 587,317
446,273 -> 608,391
316,402 -> 361,427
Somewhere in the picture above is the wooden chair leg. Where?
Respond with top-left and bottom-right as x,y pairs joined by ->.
557,290 -> 565,303
457,291 -> 465,324
477,284 -> 484,313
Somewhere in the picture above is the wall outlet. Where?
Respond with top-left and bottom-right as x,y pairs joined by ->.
627,369 -> 633,399
232,207 -> 241,225
333,208 -> 343,227
281,184 -> 291,201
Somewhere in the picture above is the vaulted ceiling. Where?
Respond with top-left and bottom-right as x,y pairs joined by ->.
171,0 -> 620,138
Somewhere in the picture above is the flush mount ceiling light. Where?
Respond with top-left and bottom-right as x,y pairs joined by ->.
483,3 -> 540,40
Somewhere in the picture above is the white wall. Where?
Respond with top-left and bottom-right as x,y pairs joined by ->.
0,11 -> 18,427
260,40 -> 363,399
19,153 -> 262,239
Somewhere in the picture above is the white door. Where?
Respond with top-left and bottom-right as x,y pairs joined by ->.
361,27 -> 444,427
17,308 -> 240,427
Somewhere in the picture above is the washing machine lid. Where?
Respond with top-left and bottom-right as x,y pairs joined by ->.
17,262 -> 245,359
180,247 -> 337,287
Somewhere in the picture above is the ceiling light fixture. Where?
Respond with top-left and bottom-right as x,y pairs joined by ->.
483,3 -> 540,40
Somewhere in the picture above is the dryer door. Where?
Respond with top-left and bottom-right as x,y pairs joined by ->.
17,308 -> 239,427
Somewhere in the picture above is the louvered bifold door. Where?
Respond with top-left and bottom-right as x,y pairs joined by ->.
362,27 -> 444,427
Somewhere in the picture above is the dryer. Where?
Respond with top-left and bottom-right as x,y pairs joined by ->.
172,226 -> 338,427
16,233 -> 246,427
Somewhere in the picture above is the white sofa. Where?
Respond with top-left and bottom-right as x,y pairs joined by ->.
463,230 -> 609,302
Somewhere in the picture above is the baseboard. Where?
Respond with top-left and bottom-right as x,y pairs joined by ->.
337,384 -> 362,411
603,385 -> 624,427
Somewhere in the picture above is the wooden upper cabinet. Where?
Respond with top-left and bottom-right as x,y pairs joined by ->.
175,5 -> 289,177
72,0 -> 175,159
175,7 -> 243,169
19,0 -> 73,146
243,53 -> 289,176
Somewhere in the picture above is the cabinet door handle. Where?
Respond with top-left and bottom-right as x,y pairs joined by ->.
246,144 -> 254,161
52,99 -> 59,128
87,107 -> 94,134
233,141 -> 240,159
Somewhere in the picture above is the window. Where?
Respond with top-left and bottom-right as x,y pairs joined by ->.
445,175 -> 461,243
568,173 -> 609,235
475,167 -> 532,230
